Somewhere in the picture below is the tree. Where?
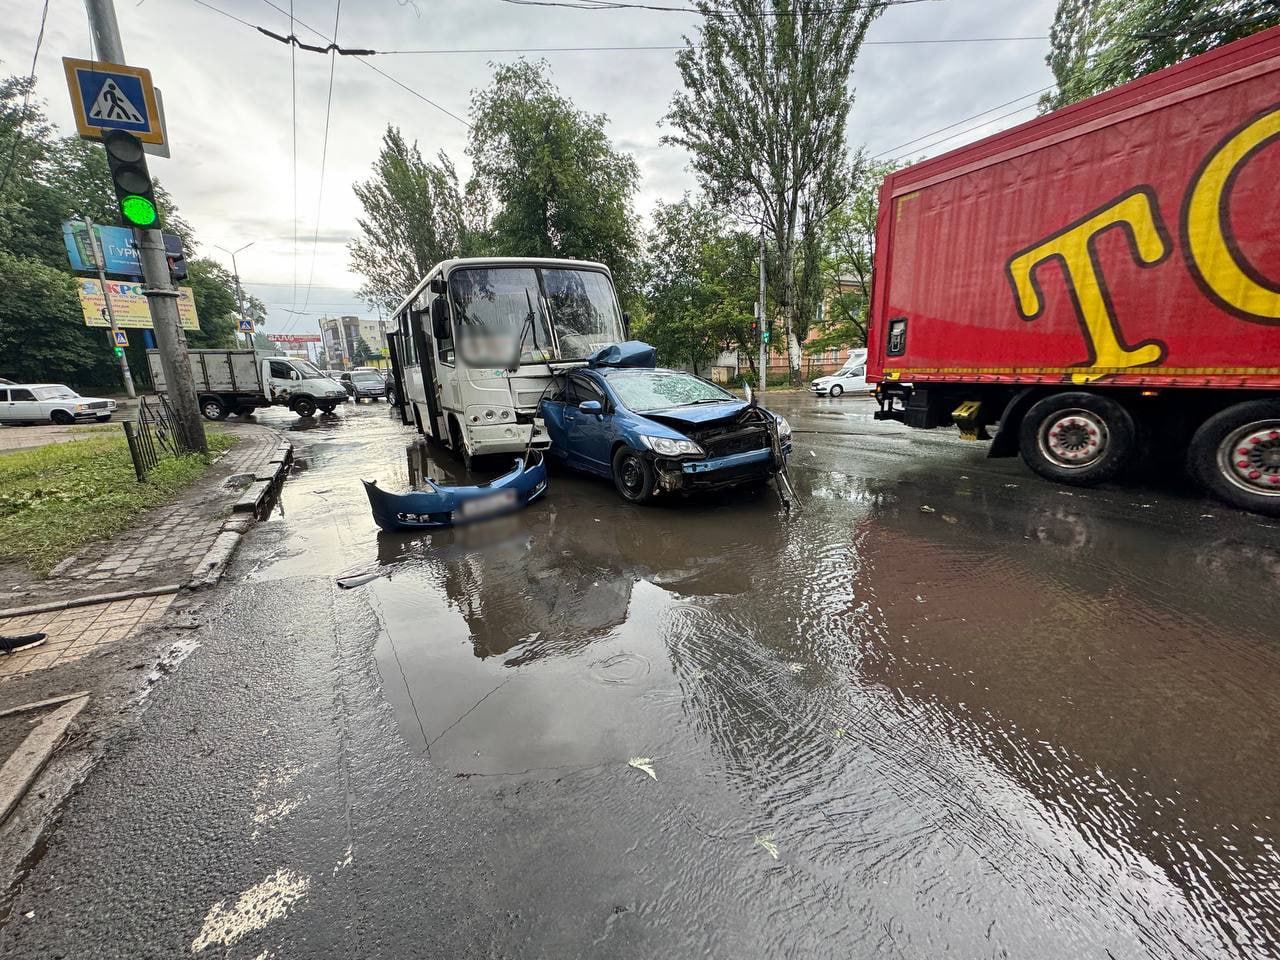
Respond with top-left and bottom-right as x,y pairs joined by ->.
353,336 -> 376,365
349,127 -> 469,314
468,60 -> 641,303
664,0 -> 887,381
809,156 -> 900,352
185,258 -> 259,349
1042,0 -> 1280,111
638,196 -> 757,374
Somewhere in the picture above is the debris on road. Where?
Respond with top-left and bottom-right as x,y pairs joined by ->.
628,757 -> 657,780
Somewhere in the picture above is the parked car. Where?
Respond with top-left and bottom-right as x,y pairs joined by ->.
340,370 -> 387,401
0,384 -> 118,425
540,364 -> 792,503
810,350 -> 870,398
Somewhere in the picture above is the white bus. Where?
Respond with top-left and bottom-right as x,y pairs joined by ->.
389,257 -> 628,465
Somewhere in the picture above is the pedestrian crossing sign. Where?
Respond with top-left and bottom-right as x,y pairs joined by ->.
239,319 -> 255,334
113,329 -> 129,347
63,58 -> 165,147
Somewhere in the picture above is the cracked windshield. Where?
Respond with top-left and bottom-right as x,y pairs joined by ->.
1,0 -> 1278,958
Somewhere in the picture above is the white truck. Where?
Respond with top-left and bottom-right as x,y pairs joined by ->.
147,349 -> 348,420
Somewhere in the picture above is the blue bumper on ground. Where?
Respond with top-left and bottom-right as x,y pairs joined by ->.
363,454 -> 548,531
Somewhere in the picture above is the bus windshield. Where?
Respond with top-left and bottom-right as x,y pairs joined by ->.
448,266 -> 623,365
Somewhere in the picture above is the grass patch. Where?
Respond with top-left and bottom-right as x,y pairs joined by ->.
0,432 -> 236,575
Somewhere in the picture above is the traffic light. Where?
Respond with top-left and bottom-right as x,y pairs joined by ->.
102,130 -> 160,229
114,346 -> 124,357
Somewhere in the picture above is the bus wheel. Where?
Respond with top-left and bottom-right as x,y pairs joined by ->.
1189,400 -> 1280,517
1018,392 -> 1134,486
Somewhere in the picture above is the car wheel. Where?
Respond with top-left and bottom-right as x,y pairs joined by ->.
292,396 -> 318,418
319,404 -> 336,415
1018,392 -> 1135,486
200,396 -> 229,421
1188,399 -> 1280,517
51,410 -> 74,425
829,384 -> 844,397
612,446 -> 656,503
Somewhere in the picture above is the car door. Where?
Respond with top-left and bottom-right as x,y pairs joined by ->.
6,387 -> 39,423
564,375 -> 613,475
267,360 -> 298,400
0,389 -> 8,422
844,363 -> 868,393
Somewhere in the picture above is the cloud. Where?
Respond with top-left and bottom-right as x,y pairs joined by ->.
3,0 -> 1057,332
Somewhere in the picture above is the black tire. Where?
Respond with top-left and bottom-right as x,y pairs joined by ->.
95,415 -> 112,423
50,409 -> 74,425
199,396 -> 229,421
318,404 -> 336,415
1188,399 -> 1280,517
612,446 -> 656,503
1018,392 -> 1135,486
829,383 -> 844,398
292,396 -> 318,419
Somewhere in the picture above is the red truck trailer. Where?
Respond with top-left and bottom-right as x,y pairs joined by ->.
868,26 -> 1280,515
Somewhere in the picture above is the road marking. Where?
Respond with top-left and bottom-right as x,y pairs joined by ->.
190,868 -> 310,952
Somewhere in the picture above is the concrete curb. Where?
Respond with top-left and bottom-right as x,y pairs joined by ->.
0,693 -> 89,824
0,585 -> 181,621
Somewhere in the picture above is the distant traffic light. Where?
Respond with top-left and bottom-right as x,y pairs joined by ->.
102,130 -> 160,229
114,346 -> 124,357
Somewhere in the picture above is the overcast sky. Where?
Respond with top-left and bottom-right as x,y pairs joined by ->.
3,0 -> 1056,332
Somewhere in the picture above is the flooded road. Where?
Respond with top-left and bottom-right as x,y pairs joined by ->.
252,397 -> 1280,957
6,396 -> 1277,959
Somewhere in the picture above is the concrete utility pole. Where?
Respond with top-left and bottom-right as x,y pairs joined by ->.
757,230 -> 767,396
84,0 -> 206,453
83,216 -> 135,399
215,242 -> 255,347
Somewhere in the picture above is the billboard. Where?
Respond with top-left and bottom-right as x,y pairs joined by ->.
266,334 -> 322,344
62,221 -> 185,278
76,278 -> 200,330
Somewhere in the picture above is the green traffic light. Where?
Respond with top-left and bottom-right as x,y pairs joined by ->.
114,347 -> 124,357
121,194 -> 158,227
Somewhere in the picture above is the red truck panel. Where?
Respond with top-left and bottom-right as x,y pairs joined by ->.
869,26 -> 1280,391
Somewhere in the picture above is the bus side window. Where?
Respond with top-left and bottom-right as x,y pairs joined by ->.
401,315 -> 417,365
435,299 -> 454,365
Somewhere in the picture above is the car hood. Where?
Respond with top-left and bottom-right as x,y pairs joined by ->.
641,400 -> 750,430
812,377 -> 834,386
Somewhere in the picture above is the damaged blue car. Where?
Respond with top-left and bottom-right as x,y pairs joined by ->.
539,345 -> 792,503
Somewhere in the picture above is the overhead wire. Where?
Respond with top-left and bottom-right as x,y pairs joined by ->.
870,84 -> 1055,159
299,0 -> 343,315
495,0 -> 942,13
378,36 -> 1048,54
884,97 -> 1051,164
0,0 -> 52,199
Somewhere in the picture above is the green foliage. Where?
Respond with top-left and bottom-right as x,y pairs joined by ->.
637,196 -> 757,373
0,70 -> 255,391
349,127 -> 472,314
812,156 -> 901,351
1042,0 -> 1280,110
185,258 -> 258,349
664,0 -> 887,377
468,60 -> 641,303
352,336 -> 376,364
0,431 -> 235,574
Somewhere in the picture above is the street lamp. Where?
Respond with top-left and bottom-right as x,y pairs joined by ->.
214,241 -> 256,347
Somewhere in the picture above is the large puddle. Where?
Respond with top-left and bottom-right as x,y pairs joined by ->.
251,402 -> 1280,956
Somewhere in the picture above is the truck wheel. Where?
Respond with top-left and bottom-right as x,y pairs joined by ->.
612,446 -> 656,503
1018,392 -> 1135,486
51,410 -> 74,425
292,397 -> 317,419
1188,400 -> 1280,517
200,396 -> 228,421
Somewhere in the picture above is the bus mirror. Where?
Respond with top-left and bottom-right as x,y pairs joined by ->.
430,297 -> 450,340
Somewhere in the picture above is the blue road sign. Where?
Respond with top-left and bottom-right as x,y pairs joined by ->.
62,58 -> 164,146
239,319 -> 255,334
113,329 -> 129,347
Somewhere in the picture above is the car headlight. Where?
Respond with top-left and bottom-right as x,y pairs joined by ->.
775,416 -> 792,439
75,404 -> 86,412
640,435 -> 703,457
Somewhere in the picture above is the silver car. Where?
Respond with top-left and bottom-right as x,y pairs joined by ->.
0,384 -> 118,425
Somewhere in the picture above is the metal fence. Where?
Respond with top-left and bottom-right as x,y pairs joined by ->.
122,395 -> 181,482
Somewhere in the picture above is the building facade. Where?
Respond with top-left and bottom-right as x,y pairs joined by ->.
318,315 -> 389,369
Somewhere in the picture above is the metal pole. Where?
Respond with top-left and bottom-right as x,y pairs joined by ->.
86,0 -> 205,454
758,230 -> 767,396
136,229 -> 206,453
84,216 -> 135,399
216,242 -> 255,348
84,0 -> 124,60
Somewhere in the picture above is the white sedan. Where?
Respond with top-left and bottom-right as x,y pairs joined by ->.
0,384 -> 118,425
810,355 -> 870,398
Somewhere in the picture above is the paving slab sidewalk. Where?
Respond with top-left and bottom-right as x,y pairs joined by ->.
0,421 -> 290,680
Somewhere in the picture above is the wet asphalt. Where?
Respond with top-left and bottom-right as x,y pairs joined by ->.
1,394 -> 1278,959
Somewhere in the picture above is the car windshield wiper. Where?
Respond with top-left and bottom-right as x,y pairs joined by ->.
687,397 -> 732,404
